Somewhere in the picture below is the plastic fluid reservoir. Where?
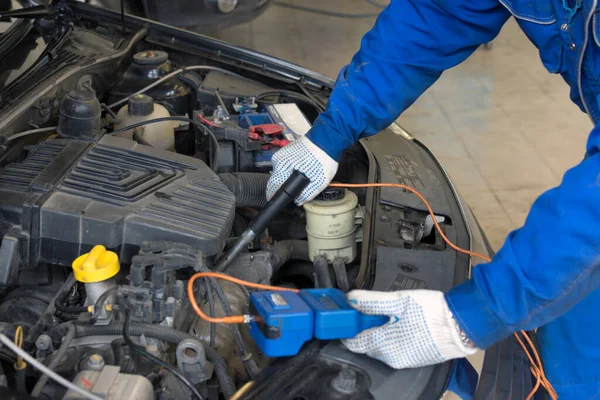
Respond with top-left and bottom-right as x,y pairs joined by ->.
303,188 -> 359,263
115,94 -> 175,150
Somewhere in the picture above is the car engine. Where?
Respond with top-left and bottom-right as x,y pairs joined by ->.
0,14 -> 372,399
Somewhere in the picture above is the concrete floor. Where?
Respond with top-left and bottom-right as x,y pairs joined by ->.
212,0 -> 593,251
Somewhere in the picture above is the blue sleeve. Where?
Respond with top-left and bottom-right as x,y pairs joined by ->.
306,0 -> 511,161
446,124 -> 600,349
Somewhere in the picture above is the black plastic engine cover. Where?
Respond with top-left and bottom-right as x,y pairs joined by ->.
0,135 -> 235,279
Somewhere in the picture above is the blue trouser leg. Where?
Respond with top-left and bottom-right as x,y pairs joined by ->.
537,288 -> 600,399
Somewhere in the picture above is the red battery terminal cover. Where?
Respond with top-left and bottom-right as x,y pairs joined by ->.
247,124 -> 290,149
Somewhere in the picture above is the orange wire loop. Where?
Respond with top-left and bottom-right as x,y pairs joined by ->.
328,183 -> 492,261
187,272 -> 299,324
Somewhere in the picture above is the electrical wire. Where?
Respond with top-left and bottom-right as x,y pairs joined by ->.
0,334 -> 103,400
108,116 -> 220,172
516,331 -> 558,400
327,182 -> 556,400
54,281 -> 88,315
187,272 -> 298,324
328,183 -> 491,261
296,82 -> 327,111
272,1 -> 380,18
121,308 -> 204,400
107,66 -> 246,110
198,113 -> 221,128
101,103 -> 118,120
5,126 -> 57,142
208,279 -> 257,377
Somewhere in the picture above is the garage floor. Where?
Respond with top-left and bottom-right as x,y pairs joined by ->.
211,0 -> 593,250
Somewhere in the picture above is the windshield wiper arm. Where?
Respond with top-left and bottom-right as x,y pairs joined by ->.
0,5 -> 51,20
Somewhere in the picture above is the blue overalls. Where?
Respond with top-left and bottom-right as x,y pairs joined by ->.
304,1 -> 600,398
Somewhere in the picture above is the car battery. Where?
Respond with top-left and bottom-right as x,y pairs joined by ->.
239,103 -> 311,142
199,103 -> 311,171
249,288 -> 388,357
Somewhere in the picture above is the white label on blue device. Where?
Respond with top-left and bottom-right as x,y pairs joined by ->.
270,293 -> 288,307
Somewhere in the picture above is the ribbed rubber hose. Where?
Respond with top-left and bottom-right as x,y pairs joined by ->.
219,173 -> 270,208
73,323 -> 236,399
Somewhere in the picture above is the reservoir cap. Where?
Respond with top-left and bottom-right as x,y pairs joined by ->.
316,187 -> 345,202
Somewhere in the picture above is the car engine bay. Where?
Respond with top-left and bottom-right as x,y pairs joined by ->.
0,1 -> 501,399
0,8 -> 381,399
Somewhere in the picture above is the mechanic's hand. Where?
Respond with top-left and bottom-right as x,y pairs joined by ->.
342,290 -> 477,369
267,136 -> 338,205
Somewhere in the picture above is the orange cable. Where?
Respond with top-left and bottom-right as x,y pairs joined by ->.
187,272 -> 299,324
186,182 -> 556,399
520,331 -> 558,399
515,332 -> 545,400
329,183 -> 492,261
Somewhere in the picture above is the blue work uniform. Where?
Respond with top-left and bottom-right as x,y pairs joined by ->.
306,1 -> 600,398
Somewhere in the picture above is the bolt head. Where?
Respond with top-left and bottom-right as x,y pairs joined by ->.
86,354 -> 105,370
400,264 -> 417,273
35,335 -> 52,351
332,369 -> 357,393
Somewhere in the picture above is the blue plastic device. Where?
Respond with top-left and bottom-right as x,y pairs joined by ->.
249,288 -> 389,357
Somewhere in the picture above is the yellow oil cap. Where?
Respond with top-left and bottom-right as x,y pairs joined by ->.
72,245 -> 120,283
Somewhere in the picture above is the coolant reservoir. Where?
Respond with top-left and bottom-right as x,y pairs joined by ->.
115,94 -> 175,150
303,188 -> 359,263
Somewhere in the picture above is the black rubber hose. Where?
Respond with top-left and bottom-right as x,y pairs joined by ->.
232,214 -> 248,237
314,256 -> 333,288
73,322 -> 236,398
121,309 -> 203,400
204,280 -> 216,348
219,173 -> 270,208
332,257 -> 350,292
31,323 -> 76,398
25,273 -> 76,347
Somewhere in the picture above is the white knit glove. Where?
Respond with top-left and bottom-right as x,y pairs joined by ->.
267,136 -> 338,205
342,290 -> 477,369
